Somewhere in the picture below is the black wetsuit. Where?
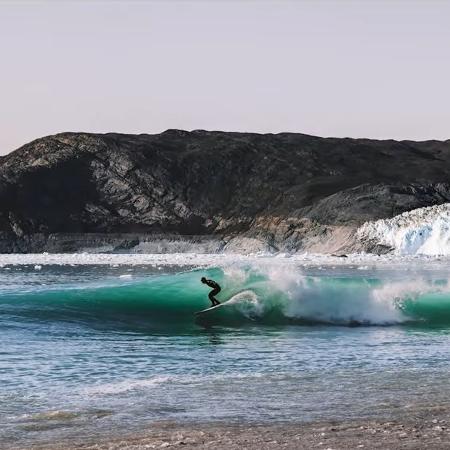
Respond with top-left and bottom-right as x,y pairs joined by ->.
204,279 -> 221,306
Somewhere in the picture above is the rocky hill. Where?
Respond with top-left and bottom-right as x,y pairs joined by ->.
1,129 -> 450,253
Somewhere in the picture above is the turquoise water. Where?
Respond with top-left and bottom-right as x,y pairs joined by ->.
3,261 -> 450,447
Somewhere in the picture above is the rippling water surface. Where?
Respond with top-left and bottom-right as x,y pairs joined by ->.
2,258 -> 450,447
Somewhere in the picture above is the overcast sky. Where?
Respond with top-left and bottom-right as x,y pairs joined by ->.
1,0 -> 450,154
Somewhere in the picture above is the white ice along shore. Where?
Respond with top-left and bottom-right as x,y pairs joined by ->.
0,251 -> 449,271
357,203 -> 450,256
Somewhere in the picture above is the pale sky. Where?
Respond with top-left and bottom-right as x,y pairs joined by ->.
1,0 -> 450,154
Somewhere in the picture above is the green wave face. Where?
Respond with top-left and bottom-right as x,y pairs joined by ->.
399,292 -> 450,324
2,265 -> 450,329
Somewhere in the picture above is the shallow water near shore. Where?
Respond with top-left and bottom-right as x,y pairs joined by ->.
3,255 -> 450,447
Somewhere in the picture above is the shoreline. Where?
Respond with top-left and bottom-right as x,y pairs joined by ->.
0,252 -> 449,268
4,258 -> 450,449
22,411 -> 450,450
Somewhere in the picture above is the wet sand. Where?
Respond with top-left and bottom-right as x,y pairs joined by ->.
24,406 -> 450,450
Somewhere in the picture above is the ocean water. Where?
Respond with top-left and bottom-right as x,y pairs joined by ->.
3,255 -> 450,447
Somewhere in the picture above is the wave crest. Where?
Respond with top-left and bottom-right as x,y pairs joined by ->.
3,262 -> 450,327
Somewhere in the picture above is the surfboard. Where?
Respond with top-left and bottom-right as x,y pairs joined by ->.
195,301 -> 229,316
195,290 -> 254,316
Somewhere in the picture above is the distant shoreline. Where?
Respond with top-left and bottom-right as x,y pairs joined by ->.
0,251 -> 447,268
3,130 -> 450,256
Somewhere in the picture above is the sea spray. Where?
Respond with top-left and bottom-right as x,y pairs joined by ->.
5,261 -> 450,447
2,261 -> 450,327
204,262 -> 450,325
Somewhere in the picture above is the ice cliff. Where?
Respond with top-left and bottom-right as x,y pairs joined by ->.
357,203 -> 450,255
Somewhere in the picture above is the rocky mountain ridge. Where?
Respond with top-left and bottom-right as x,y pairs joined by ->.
1,129 -> 450,253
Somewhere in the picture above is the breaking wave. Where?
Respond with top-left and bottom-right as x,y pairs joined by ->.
2,263 -> 450,328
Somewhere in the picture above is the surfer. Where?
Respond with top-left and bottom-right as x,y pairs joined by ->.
201,277 -> 221,306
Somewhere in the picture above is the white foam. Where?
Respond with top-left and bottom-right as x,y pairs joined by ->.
227,290 -> 265,319
84,376 -> 171,395
83,372 -> 267,396
237,263 -> 450,325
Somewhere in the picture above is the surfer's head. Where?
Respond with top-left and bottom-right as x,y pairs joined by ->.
201,277 -> 206,283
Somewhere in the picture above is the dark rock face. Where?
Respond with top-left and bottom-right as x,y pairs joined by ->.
1,130 -> 450,252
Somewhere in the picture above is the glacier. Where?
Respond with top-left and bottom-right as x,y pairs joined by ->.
357,203 -> 450,255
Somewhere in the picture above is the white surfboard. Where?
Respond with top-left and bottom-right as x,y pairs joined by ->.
195,301 -> 229,316
195,290 -> 256,316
